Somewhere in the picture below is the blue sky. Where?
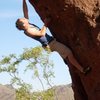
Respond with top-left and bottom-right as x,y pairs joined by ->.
0,0 -> 71,90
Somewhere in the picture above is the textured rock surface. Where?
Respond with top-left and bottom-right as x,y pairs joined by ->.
29,0 -> 100,100
54,84 -> 74,100
0,84 -> 16,100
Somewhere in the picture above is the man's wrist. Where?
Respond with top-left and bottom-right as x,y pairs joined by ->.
44,24 -> 47,28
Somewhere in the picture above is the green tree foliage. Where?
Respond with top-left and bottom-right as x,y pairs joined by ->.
16,83 -> 32,100
0,46 -> 55,100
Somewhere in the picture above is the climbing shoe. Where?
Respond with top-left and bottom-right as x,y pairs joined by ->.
83,67 -> 91,75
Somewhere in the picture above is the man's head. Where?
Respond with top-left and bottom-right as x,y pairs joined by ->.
16,18 -> 29,30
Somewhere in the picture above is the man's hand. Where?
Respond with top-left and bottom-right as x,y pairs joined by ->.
44,17 -> 51,27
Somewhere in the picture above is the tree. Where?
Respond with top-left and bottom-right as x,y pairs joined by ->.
0,46 -> 55,99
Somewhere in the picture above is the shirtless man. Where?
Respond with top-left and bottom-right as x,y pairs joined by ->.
15,0 -> 91,74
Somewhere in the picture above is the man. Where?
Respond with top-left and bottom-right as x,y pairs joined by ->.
15,0 -> 91,74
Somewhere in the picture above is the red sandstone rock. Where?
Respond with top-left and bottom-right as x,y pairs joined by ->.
29,0 -> 100,100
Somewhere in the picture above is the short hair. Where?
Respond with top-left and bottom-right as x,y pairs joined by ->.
15,19 -> 24,30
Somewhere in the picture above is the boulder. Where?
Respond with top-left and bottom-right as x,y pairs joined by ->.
29,0 -> 100,100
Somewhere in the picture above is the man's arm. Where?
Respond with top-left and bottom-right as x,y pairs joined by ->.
38,18 -> 51,36
25,18 -> 50,37
25,25 -> 47,37
23,0 -> 29,19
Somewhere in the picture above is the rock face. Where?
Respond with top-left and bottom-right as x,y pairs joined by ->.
29,0 -> 100,100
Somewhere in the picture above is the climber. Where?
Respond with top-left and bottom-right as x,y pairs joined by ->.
15,0 -> 91,74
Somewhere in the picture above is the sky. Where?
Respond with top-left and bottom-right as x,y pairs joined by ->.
0,0 -> 72,90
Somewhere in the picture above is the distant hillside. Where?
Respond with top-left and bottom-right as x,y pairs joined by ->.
0,84 -> 74,100
0,84 -> 16,100
53,84 -> 74,100
32,84 -> 74,100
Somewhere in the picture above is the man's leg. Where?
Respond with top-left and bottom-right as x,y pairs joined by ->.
67,51 -> 84,72
66,51 -> 91,74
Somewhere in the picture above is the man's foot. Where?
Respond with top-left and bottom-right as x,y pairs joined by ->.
82,67 -> 91,75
